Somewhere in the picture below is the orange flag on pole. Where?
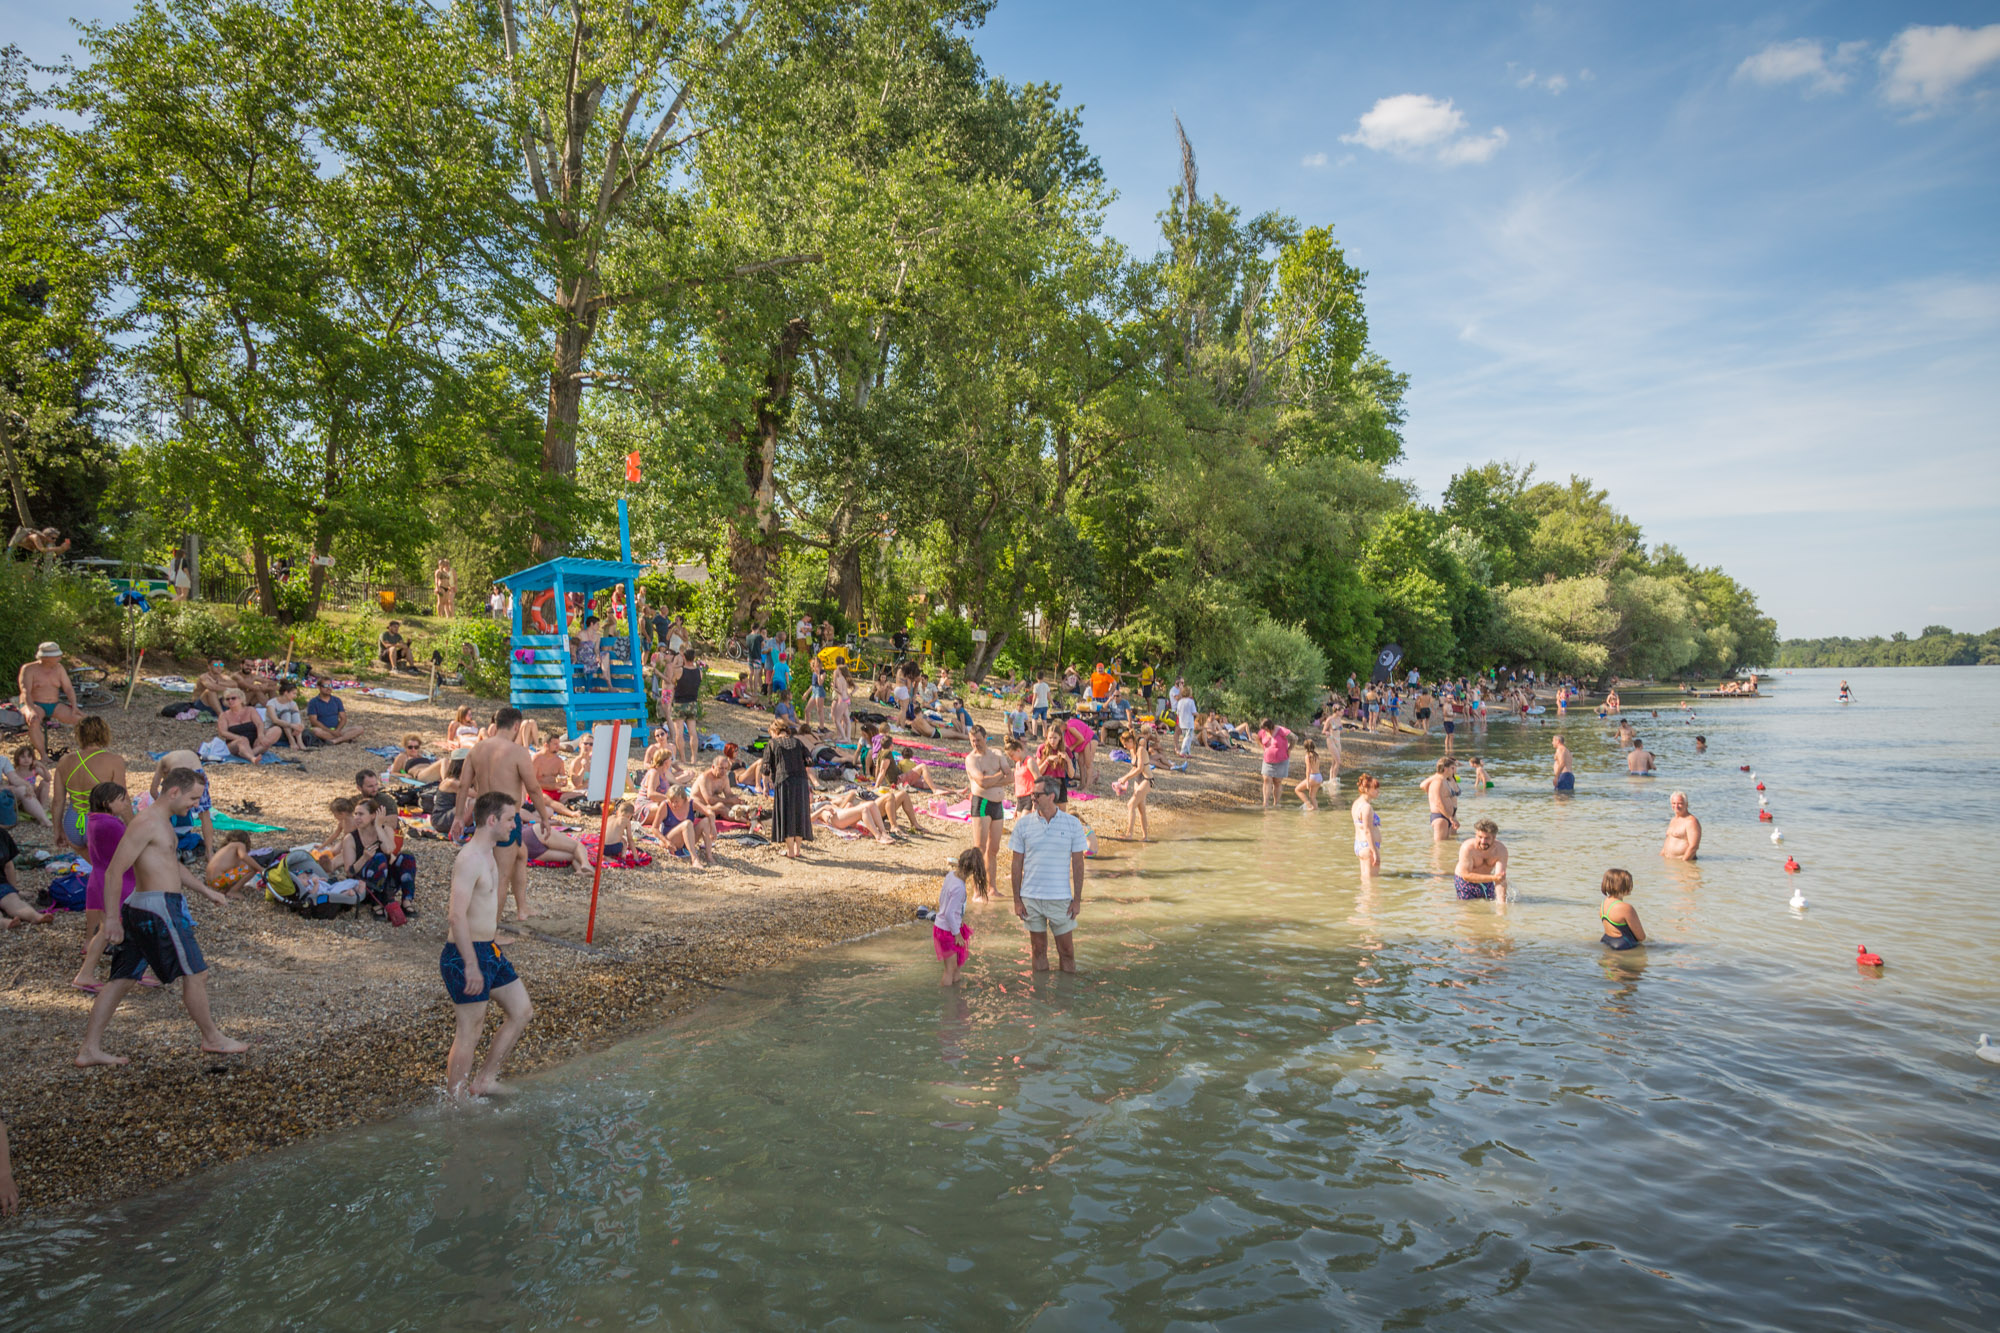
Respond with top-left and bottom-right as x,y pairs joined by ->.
625,450 -> 642,484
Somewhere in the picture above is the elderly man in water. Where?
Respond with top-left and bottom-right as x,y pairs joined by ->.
1661,791 -> 1701,862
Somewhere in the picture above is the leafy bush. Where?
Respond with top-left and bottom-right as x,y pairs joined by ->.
233,609 -> 288,659
1219,618 -> 1327,725
921,611 -> 973,669
133,601 -> 239,663
433,617 -> 513,697
0,560 -> 120,667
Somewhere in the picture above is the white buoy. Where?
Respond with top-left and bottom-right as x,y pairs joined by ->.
1758,794 -> 1769,806
1771,829 -> 1784,844
1789,888 -> 1807,910
1979,1035 -> 2000,1065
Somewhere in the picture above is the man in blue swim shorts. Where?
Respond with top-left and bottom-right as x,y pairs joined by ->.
1452,819 -> 1509,901
443,790 -> 535,1097
1552,734 -> 1574,792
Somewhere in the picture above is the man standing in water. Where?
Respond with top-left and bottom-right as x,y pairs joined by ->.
1661,791 -> 1702,862
1452,818 -> 1510,901
1009,776 -> 1089,973
451,708 -> 559,926
1419,757 -> 1459,842
963,725 -> 1009,897
74,768 -> 248,1067
1552,735 -> 1575,793
1626,738 -> 1656,774
443,791 -> 535,1097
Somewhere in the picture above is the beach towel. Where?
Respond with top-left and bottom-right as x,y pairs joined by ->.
354,686 -> 430,703
156,747 -> 301,768
365,746 -> 405,760
928,797 -> 1016,822
145,676 -> 195,693
210,812 -> 287,834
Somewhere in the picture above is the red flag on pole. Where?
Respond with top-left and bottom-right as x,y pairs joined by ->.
624,450 -> 642,484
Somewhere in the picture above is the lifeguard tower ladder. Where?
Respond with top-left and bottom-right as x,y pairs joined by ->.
499,499 -> 648,739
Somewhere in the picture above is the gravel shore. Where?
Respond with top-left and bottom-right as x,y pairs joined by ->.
0,674 -> 1412,1217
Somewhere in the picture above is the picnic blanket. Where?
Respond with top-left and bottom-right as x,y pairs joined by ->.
210,812 -> 288,834
145,675 -> 196,693
352,686 -> 430,703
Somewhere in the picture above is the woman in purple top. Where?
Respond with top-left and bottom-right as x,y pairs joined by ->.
70,781 -> 146,992
1256,719 -> 1295,809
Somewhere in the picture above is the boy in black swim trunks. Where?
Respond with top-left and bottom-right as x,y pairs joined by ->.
74,768 -> 248,1067
443,791 -> 535,1097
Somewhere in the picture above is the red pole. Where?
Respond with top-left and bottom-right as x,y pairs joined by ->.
585,719 -> 619,944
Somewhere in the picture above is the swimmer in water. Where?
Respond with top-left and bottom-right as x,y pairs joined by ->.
1552,735 -> 1574,793
1452,819 -> 1509,901
1419,757 -> 1459,843
1598,868 -> 1645,950
1660,791 -> 1700,862
1471,756 -> 1491,789
1350,773 -> 1381,876
1693,734 -> 1706,754
1626,738 -> 1656,775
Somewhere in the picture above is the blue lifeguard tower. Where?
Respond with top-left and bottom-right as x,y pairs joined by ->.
499,498 -> 648,739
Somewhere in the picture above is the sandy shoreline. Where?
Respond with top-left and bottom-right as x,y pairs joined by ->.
0,673 -> 1415,1217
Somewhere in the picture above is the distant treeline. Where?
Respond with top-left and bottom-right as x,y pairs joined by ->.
1774,625 -> 2000,668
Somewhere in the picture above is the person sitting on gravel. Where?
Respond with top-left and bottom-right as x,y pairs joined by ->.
656,785 -> 717,867
691,755 -> 754,824
215,690 -> 280,761
305,682 -> 363,746
0,824 -> 55,928
265,679 -> 306,750
377,621 -> 415,674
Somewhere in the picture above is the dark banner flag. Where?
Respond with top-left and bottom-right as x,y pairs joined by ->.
1369,644 -> 1403,684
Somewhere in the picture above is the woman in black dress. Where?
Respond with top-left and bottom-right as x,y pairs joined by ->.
767,720 -> 814,859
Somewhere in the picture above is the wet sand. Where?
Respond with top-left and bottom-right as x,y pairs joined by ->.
0,675 -> 1413,1215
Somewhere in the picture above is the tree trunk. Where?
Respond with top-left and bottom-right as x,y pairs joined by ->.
0,410 -> 35,531
966,627 -> 1011,682
725,319 -> 809,631
250,534 -> 278,619
828,537 -> 865,627
534,317 -> 593,558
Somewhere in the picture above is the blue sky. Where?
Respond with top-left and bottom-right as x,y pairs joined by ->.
967,1 -> 2000,639
10,2 -> 1997,638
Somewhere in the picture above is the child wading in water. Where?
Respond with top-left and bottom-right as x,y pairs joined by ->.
934,847 -> 984,986
1294,738 -> 1325,810
1599,868 -> 1646,951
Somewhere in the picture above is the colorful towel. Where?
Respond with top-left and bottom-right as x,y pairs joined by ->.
148,749 -> 301,768
210,812 -> 287,834
145,676 -> 195,693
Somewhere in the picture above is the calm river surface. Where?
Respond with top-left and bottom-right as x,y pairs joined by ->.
3,667 -> 1997,1330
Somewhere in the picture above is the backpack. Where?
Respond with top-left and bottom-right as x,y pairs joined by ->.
47,872 -> 87,912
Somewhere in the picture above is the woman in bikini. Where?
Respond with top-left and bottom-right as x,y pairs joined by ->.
54,716 -> 127,852
1113,731 -> 1155,841
1293,738 -> 1325,810
1351,772 -> 1382,876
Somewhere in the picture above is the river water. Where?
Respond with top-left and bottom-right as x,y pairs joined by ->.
3,667 -> 1997,1330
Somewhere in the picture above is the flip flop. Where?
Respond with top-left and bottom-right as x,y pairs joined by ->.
70,980 -> 101,994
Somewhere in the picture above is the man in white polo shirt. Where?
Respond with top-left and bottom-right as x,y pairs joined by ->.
1174,686 -> 1199,758
1008,776 -> 1090,972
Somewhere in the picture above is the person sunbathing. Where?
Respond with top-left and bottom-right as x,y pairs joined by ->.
813,789 -> 892,842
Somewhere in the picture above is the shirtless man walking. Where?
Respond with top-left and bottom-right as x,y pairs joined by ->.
1552,734 -> 1575,793
74,768 -> 248,1067
442,791 -> 534,1097
450,708 -> 559,926
1661,791 -> 1702,862
1627,738 -> 1656,775
18,642 -> 82,760
1452,818 -> 1510,901
964,725 -> 1009,897
1419,757 -> 1459,843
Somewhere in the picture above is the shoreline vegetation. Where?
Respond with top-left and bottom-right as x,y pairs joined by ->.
1775,626 -> 2000,669
2,673 -> 1442,1217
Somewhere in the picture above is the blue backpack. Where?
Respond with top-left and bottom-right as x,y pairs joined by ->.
47,872 -> 87,912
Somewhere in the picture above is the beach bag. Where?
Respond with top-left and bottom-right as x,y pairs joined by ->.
264,857 -> 299,905
0,790 -> 15,827
0,706 -> 23,730
47,872 -> 87,912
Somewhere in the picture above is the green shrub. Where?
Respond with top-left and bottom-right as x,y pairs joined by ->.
133,601 -> 239,663
921,612 -> 973,669
1220,618 -> 1328,725
233,609 -> 287,659
0,560 -> 120,667
433,617 -> 513,698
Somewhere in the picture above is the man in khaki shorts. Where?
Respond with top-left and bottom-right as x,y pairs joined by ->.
1008,776 -> 1089,973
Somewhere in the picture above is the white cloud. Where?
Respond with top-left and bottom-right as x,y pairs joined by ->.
1879,23 -> 2000,107
1341,94 -> 1509,166
1515,69 -> 1569,94
1735,38 -> 1866,95
1301,151 -> 1328,167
